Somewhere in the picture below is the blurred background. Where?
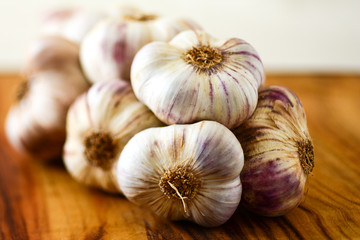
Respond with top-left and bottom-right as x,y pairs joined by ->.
0,0 -> 359,74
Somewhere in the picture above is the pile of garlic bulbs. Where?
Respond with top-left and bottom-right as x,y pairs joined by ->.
5,6 -> 314,227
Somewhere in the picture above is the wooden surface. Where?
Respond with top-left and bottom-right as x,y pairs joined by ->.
1,74 -> 360,239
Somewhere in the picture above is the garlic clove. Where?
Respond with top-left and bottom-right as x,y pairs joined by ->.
80,6 -> 201,83
63,80 -> 163,193
5,68 -> 89,160
131,30 -> 265,129
233,85 -> 314,216
116,121 -> 244,227
189,177 -> 242,227
23,36 -> 82,76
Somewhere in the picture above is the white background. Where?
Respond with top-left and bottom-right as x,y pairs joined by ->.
0,0 -> 359,73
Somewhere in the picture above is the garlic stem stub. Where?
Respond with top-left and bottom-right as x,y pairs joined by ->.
233,85 -> 314,216
80,6 -> 201,83
131,30 -> 265,129
116,121 -> 244,227
63,80 -> 163,193
5,68 -> 89,160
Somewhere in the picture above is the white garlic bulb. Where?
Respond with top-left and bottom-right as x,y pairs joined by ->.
5,68 -> 89,160
131,30 -> 265,129
63,80 -> 163,193
233,85 -> 314,216
23,35 -> 82,76
116,121 -> 244,227
5,36 -> 89,160
41,8 -> 105,44
80,6 -> 201,83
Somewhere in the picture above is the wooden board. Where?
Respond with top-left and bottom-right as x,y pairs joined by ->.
1,74 -> 360,239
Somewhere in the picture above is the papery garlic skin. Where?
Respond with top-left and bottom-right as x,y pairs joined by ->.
131,30 -> 265,129
80,6 -> 200,83
63,80 -> 163,193
23,36 -> 82,76
5,69 -> 89,160
233,85 -> 314,216
41,8 -> 105,44
116,121 -> 244,227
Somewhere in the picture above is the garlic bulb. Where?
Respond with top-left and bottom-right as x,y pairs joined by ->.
116,121 -> 244,227
233,85 -> 314,216
80,6 -> 201,83
5,68 -> 89,160
41,8 -> 104,44
131,30 -> 265,129
5,36 -> 89,160
63,80 -> 163,193
23,36 -> 82,76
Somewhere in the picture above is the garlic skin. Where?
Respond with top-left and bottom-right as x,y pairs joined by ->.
116,121 -> 244,227
23,36 -> 82,76
80,6 -> 200,83
131,30 -> 265,129
41,8 -> 104,44
63,80 -> 163,193
5,69 -> 89,160
233,85 -> 314,216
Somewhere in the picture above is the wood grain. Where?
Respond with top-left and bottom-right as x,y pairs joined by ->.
1,74 -> 360,239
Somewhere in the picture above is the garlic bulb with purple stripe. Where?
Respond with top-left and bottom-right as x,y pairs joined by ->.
233,85 -> 314,216
116,121 -> 244,227
63,80 -> 163,193
5,36 -> 89,161
131,30 -> 265,129
6,69 -> 89,161
80,6 -> 200,83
